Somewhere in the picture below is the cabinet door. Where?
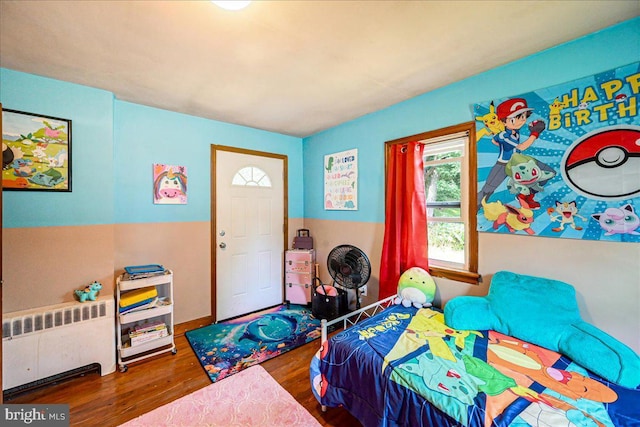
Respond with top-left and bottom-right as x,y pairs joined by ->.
285,272 -> 312,286
285,250 -> 315,272
285,283 -> 311,305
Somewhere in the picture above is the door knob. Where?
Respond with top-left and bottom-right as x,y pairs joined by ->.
219,242 -> 227,249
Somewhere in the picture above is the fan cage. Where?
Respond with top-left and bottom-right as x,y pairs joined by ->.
327,245 -> 371,289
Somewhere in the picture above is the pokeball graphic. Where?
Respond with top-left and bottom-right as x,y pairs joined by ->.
561,125 -> 640,200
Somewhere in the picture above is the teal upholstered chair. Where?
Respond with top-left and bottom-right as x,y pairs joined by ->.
444,271 -> 640,389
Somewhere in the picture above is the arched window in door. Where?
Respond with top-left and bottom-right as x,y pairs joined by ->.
231,166 -> 272,187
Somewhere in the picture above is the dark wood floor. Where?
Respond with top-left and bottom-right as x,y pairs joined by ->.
6,317 -> 361,427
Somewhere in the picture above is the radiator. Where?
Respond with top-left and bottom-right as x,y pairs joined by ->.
2,296 -> 116,391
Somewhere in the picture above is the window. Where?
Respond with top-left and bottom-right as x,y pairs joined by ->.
231,166 -> 272,187
424,136 -> 465,266
386,122 -> 479,284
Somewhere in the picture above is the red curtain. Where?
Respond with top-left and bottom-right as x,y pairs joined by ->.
379,141 -> 429,299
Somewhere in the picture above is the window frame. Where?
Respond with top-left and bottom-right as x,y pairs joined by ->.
231,165 -> 273,187
385,122 -> 479,285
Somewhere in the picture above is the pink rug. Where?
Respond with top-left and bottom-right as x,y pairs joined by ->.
119,365 -> 321,427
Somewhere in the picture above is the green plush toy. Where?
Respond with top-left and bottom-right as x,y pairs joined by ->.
394,267 -> 436,308
75,281 -> 102,302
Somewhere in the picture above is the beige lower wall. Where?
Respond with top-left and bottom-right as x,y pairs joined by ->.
3,218 -> 306,324
114,222 -> 211,324
478,233 -> 640,354
2,222 -> 212,325
304,218 -> 640,353
5,218 -> 638,353
3,224 -> 115,313
303,219 -> 385,308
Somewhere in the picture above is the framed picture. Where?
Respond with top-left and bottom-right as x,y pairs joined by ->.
153,163 -> 188,204
2,109 -> 72,191
324,148 -> 358,210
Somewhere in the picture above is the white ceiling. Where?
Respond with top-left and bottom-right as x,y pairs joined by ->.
1,1 -> 638,137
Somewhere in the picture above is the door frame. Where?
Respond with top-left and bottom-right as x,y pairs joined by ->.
210,145 -> 288,322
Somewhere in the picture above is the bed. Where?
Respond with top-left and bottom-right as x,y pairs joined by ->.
310,296 -> 640,427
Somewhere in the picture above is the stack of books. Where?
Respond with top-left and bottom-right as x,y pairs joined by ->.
120,297 -> 170,314
123,264 -> 166,280
129,321 -> 168,346
119,286 -> 159,314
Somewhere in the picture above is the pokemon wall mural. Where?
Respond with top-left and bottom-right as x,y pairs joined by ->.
475,62 -> 640,243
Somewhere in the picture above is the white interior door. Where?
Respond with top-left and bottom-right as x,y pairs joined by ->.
215,149 -> 285,321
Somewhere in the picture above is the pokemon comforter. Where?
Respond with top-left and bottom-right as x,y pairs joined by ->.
310,305 -> 639,427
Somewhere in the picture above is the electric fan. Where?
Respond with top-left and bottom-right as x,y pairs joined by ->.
327,245 -> 371,309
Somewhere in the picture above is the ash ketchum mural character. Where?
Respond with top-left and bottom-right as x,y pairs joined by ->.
477,98 -> 554,210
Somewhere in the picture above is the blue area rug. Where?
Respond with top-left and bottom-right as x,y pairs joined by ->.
186,304 -> 320,382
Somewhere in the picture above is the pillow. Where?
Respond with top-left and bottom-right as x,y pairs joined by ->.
394,266 -> 436,308
444,271 -> 640,389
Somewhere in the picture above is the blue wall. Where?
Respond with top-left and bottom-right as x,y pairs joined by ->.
1,73 -> 304,228
3,18 -> 639,227
302,17 -> 640,223
114,101 -> 303,224
1,69 -> 115,227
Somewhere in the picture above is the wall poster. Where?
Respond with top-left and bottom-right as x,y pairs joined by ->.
324,149 -> 358,210
475,62 -> 639,243
153,163 -> 187,204
2,109 -> 71,191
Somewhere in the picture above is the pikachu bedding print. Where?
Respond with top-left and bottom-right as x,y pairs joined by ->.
311,305 -> 640,427
474,62 -> 640,243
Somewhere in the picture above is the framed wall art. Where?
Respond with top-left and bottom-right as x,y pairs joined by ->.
324,148 -> 358,210
1,109 -> 72,191
153,163 -> 188,204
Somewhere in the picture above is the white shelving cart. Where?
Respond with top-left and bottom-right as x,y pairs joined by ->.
116,270 -> 176,372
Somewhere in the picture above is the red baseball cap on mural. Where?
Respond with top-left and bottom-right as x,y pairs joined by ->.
496,98 -> 534,120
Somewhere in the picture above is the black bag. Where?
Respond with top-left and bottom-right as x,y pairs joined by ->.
293,229 -> 313,249
311,277 -> 348,320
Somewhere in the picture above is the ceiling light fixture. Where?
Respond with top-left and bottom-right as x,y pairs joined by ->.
212,1 -> 251,11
